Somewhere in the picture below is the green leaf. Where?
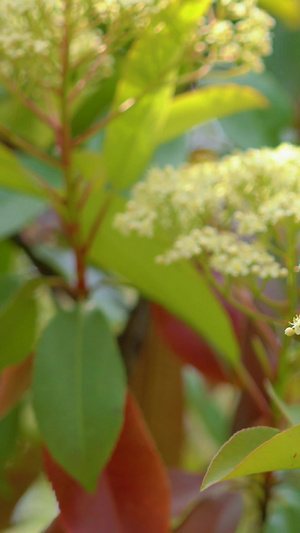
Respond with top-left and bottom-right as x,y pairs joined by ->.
201,424 -> 300,490
0,242 -> 15,275
159,84 -> 269,144
266,484 -> 300,533
103,0 -> 212,189
184,368 -> 230,446
0,279 -> 39,372
0,92 -> 53,149
259,0 -> 300,28
33,305 -> 126,492
0,144 -> 45,197
0,190 -> 45,240
89,196 -> 240,366
221,72 -> 293,149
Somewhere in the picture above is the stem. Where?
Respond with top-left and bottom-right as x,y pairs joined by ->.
236,362 -> 272,419
203,264 -> 284,326
84,193 -> 113,255
198,262 -> 272,416
59,0 -> 88,300
277,224 -> 298,393
257,472 -> 274,530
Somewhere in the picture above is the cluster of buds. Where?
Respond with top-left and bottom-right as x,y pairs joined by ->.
115,144 -> 300,282
192,0 -> 275,73
0,0 -> 275,104
0,0 -> 169,100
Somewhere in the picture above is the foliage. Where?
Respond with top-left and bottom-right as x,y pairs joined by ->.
0,0 -> 300,532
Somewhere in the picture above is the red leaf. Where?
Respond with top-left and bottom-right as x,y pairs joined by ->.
44,392 -> 171,533
168,469 -> 204,519
151,304 -> 232,384
0,354 -> 33,418
44,517 -> 65,533
175,490 -> 243,533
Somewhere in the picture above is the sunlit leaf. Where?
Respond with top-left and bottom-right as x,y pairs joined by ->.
159,84 -> 269,144
103,0 -> 212,189
200,425 -> 300,490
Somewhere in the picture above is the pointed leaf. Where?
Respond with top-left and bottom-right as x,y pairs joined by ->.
202,426 -> 282,490
33,305 -> 126,492
159,84 -> 269,144
44,393 -> 170,533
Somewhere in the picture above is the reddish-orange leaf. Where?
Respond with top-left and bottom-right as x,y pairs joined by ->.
176,491 -> 242,533
151,304 -> 231,384
0,354 -> 33,418
44,517 -> 65,533
130,318 -> 184,466
44,392 -> 171,533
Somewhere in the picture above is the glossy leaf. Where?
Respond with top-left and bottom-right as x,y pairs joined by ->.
0,279 -> 39,372
103,0 -> 212,189
0,190 -> 45,240
44,393 -> 170,533
33,305 -> 126,492
259,0 -> 300,28
201,426 -> 291,490
159,84 -> 269,144
89,197 -> 240,366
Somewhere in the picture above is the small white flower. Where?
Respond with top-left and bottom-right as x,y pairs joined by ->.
285,315 -> 300,337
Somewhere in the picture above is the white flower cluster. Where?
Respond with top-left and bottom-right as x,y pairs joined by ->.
0,1 -> 102,91
193,0 -> 275,73
0,0 -> 274,98
0,0 -> 168,94
115,143 -> 300,280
